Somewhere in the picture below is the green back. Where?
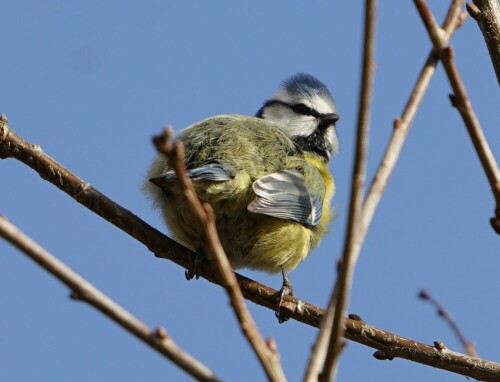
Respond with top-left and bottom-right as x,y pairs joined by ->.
178,115 -> 299,180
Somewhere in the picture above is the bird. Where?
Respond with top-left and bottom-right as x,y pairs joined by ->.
145,73 -> 339,322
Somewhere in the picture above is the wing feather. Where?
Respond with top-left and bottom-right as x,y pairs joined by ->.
247,169 -> 323,228
150,162 -> 235,190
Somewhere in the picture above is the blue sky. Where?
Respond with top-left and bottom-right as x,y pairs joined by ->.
1,1 -> 499,381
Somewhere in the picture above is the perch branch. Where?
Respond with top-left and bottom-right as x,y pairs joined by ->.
0,114 -> 317,324
0,216 -> 221,382
151,128 -> 286,382
414,0 -> 500,234
466,0 -> 500,85
320,0 -> 377,380
2,118 -> 500,380
419,289 -> 477,357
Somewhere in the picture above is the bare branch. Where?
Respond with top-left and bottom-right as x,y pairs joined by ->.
2,119 -> 500,380
414,0 -> 500,234
305,5 -> 464,380
419,289 -> 478,357
151,129 -> 287,382
467,0 -> 500,85
320,0 -> 377,380
305,5 -> 467,381
344,315 -> 500,381
362,1 -> 466,243
0,216 -> 221,382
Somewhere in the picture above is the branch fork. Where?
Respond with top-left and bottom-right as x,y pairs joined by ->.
415,0 -> 500,233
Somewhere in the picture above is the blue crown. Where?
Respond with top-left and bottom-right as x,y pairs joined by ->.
282,73 -> 334,103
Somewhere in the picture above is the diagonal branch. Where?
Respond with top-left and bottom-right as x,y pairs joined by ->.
0,216 -> 221,382
2,118 -> 500,380
151,128 -> 286,382
361,0 -> 466,246
466,0 -> 500,85
414,0 -> 500,234
0,115 -> 317,325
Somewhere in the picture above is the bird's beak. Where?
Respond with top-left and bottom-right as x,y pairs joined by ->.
319,113 -> 340,130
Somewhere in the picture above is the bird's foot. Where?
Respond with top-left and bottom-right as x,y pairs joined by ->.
275,267 -> 294,323
185,251 -> 205,280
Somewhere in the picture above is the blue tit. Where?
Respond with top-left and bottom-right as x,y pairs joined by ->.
145,73 -> 339,320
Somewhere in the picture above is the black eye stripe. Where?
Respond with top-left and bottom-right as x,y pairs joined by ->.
291,103 -> 320,117
264,100 -> 323,118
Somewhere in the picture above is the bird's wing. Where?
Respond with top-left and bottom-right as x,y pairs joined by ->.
247,169 -> 323,228
149,162 -> 235,190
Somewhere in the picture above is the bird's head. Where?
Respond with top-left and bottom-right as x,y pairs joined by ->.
256,73 -> 339,161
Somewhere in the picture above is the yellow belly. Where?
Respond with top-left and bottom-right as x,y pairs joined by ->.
158,153 -> 335,274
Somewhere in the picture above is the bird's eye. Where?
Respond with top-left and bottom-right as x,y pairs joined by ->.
291,103 -> 314,116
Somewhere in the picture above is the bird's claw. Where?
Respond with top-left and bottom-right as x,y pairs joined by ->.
275,267 -> 294,323
185,251 -> 204,280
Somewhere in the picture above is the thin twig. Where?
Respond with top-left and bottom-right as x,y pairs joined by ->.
152,128 -> 287,382
467,0 -> 500,85
2,120 -> 500,380
305,5 -> 466,381
414,0 -> 500,234
0,216 -> 221,382
419,289 -> 478,357
319,1 -> 377,381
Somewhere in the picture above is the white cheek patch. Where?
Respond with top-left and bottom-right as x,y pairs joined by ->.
263,104 -> 317,137
286,117 -> 318,138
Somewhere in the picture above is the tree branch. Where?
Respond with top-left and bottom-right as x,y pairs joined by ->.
2,118 -> 500,380
151,128 -> 286,382
345,314 -> 500,381
0,216 -> 221,382
466,0 -> 500,85
320,0 -> 377,380
307,1 -> 465,380
362,1 -> 466,243
0,114 -> 319,324
414,0 -> 500,234
303,271 -> 340,382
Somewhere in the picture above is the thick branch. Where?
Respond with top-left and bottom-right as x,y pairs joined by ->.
344,316 -> 500,380
467,0 -> 500,85
0,216 -> 221,382
2,119 -> 500,380
0,117 -> 317,322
